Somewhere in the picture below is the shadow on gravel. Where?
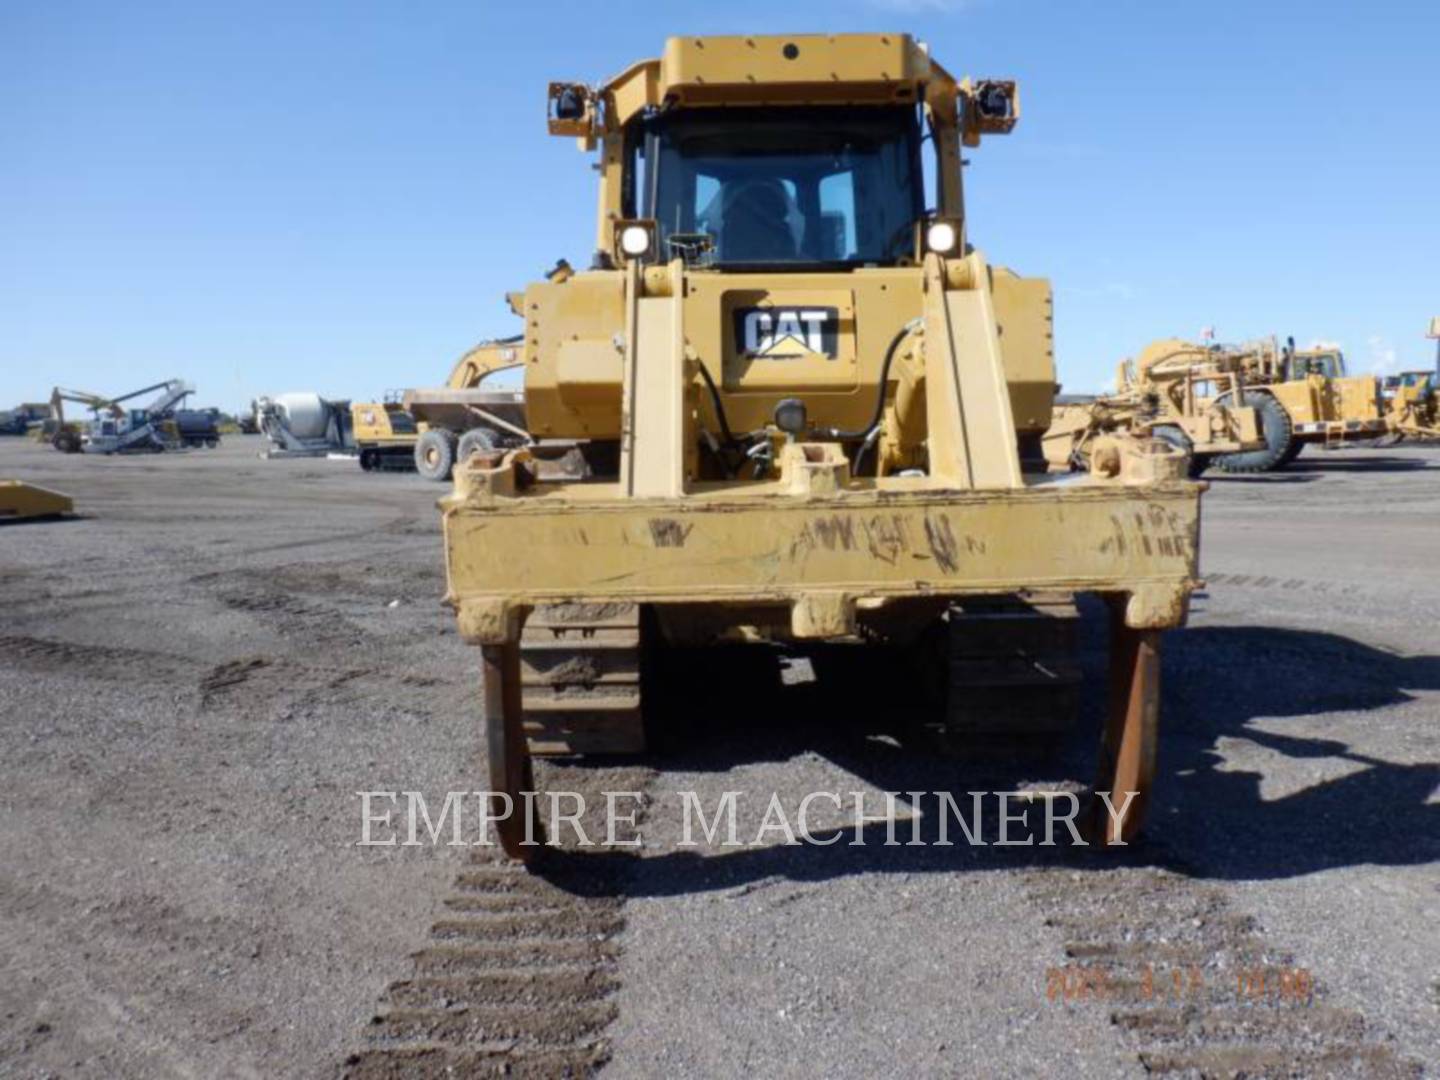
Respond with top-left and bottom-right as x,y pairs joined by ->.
1283,455 -> 1432,473
1160,625 -> 1440,880
0,514 -> 86,526
532,619 -> 1440,894
1200,473 -> 1319,484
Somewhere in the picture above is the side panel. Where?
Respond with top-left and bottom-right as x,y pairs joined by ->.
523,272 -> 627,438
1267,381 -> 1318,424
991,270 -> 1055,438
1333,375 -> 1381,421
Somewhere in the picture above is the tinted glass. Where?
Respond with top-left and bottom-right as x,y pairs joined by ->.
643,107 -> 922,267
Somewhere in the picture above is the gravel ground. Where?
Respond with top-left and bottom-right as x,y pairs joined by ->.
0,435 -> 1436,1078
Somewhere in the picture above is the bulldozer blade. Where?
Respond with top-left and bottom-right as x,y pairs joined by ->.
0,480 -> 74,521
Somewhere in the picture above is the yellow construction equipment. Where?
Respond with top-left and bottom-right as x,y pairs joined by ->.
397,340 -> 528,481
1378,320 -> 1440,440
350,398 -> 420,471
437,34 -> 1202,858
43,387 -> 120,452
1083,336 -> 1417,471
1043,338 -> 1263,477
0,481 -> 73,520
1208,338 -> 1387,468
1381,370 -> 1439,438
351,341 -> 554,480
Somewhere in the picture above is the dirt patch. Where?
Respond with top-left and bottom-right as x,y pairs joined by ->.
0,633 -> 197,683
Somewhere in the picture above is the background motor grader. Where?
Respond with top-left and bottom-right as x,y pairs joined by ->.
438,34 -> 1202,859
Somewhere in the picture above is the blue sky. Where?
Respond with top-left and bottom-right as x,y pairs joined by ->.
3,0 -> 1437,411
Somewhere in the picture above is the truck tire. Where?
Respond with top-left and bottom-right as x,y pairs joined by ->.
456,427 -> 498,466
1213,392 -> 1294,473
414,429 -> 456,482
1150,424 -> 1208,479
52,431 -> 81,454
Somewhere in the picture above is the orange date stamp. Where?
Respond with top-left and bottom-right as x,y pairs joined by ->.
1045,964 -> 1314,1005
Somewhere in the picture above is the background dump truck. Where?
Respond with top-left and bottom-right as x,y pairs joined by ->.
436,34 -> 1203,859
401,340 -> 530,482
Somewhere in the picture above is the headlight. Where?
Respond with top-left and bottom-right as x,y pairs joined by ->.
773,397 -> 808,438
926,221 -> 958,254
620,225 -> 652,257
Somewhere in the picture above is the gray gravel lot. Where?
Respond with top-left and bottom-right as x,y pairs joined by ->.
0,435 -> 1435,1077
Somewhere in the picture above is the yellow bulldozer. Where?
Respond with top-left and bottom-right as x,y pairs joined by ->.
436,34 -> 1202,859
1043,338 -> 1263,477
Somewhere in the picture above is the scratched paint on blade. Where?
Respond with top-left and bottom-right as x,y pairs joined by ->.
923,514 -> 960,573
648,519 -> 693,548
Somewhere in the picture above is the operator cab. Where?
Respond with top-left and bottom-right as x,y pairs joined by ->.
635,106 -> 924,268
1286,349 -> 1346,380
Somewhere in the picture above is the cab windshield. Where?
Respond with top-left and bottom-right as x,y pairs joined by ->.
1290,351 -> 1345,379
640,106 -> 923,268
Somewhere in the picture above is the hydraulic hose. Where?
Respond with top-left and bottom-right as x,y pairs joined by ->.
697,360 -> 745,478
697,361 -> 739,448
823,317 -> 921,442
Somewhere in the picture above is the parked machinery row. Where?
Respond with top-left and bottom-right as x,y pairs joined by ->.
336,322 -> 1439,486
1047,330 -> 1439,477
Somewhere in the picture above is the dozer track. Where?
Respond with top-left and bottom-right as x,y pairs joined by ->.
519,603 -> 645,756
933,592 -> 1082,748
